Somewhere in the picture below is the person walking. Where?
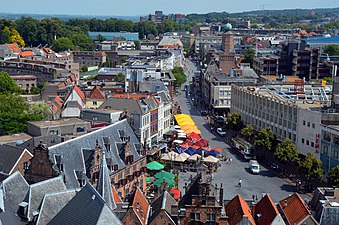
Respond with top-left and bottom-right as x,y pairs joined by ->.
238,178 -> 242,188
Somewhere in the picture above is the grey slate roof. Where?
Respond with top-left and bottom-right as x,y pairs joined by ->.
139,81 -> 167,93
19,135 -> 62,153
157,90 -> 171,103
0,189 -> 21,225
48,183 -> 123,225
1,171 -> 29,212
142,97 -> 157,109
36,189 -> 77,225
149,191 -> 177,224
48,119 -> 141,189
99,98 -> 144,115
96,151 -> 116,211
27,175 -> 67,221
0,144 -> 28,174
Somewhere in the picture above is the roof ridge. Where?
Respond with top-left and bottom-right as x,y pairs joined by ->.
49,119 -> 128,150
30,175 -> 64,188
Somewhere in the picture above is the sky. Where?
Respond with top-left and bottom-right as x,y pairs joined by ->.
2,0 -> 339,16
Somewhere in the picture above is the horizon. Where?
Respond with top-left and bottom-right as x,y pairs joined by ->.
2,0 -> 339,17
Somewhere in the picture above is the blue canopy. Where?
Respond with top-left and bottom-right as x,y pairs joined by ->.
175,146 -> 186,153
184,147 -> 197,156
205,150 -> 220,157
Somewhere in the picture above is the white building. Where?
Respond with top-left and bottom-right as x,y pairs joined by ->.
231,83 -> 332,157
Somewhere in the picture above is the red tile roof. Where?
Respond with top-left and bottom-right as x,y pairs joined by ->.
19,50 -> 34,57
73,85 -> 86,103
254,194 -> 280,225
7,43 -> 21,53
225,195 -> 256,225
54,96 -> 63,107
58,82 -> 66,89
132,187 -> 150,225
112,186 -> 122,203
87,86 -> 105,99
278,193 -> 311,225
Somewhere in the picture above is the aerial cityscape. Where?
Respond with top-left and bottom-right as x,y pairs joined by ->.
1,2 -> 339,225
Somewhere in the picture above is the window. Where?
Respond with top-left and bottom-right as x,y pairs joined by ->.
93,101 -> 97,106
311,142 -> 314,147
77,127 -> 85,133
312,123 -> 315,129
50,130 -> 58,135
206,213 -> 216,221
301,138 -> 305,144
322,146 -> 328,155
307,122 -> 310,127
190,213 -> 200,221
303,120 -> 306,125
306,140 -> 309,145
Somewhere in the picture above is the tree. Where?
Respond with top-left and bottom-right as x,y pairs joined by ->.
274,138 -> 299,163
27,102 -> 52,120
52,37 -> 75,52
0,94 -> 43,134
323,44 -> 339,56
71,33 -> 93,51
299,152 -> 323,182
243,48 -> 256,66
241,124 -> 254,141
30,86 -> 41,94
226,113 -> 243,131
96,34 -> 106,42
2,26 -> 11,43
81,65 -> 88,72
254,127 -> 276,153
115,72 -> 125,82
327,165 -> 339,187
9,28 -> 25,47
172,66 -> 187,87
0,72 -> 21,94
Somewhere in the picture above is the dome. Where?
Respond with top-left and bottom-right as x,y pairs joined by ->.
224,23 -> 232,30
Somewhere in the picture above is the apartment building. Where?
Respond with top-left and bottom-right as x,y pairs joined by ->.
72,51 -> 107,67
231,83 -> 332,157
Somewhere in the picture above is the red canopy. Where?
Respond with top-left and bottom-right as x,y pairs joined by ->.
195,139 -> 209,147
182,139 -> 194,146
170,189 -> 181,201
191,145 -> 200,149
187,132 -> 201,141
212,147 -> 222,153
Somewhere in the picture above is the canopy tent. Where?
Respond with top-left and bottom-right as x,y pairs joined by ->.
187,132 -> 201,141
175,146 -> 187,153
183,128 -> 201,135
146,161 -> 165,170
161,151 -> 179,160
174,114 -> 195,126
174,125 -> 181,129
188,154 -> 202,161
154,171 -> 175,180
203,155 -> 220,163
170,189 -> 181,201
176,130 -> 185,133
173,140 -> 184,144
154,177 -> 175,187
174,152 -> 190,162
184,147 -> 197,156
212,147 -> 222,153
204,150 -> 220,157
146,177 -> 151,183
182,139 -> 194,146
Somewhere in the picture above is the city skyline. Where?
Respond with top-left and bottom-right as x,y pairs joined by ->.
3,0 -> 339,16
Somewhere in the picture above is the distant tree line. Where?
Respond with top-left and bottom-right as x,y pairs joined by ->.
0,17 -> 193,52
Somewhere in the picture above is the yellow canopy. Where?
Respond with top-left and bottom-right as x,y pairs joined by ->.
183,128 -> 201,134
174,114 -> 195,126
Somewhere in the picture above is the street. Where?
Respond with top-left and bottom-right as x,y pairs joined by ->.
176,59 -> 310,203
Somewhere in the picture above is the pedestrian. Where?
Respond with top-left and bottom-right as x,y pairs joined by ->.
238,178 -> 242,188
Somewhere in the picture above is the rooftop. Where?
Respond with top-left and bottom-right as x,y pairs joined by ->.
0,133 -> 32,144
234,83 -> 332,109
29,118 -> 89,128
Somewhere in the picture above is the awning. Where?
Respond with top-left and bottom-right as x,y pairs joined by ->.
173,140 -> 184,144
154,171 -> 175,180
203,156 -> 220,163
188,154 -> 202,161
146,161 -> 165,170
161,151 -> 179,160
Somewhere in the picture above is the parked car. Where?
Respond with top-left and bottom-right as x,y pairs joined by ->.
249,160 -> 260,174
217,128 -> 226,136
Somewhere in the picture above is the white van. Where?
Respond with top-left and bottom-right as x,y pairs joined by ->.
249,160 -> 260,174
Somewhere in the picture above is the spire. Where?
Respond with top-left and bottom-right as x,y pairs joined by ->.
96,150 -> 116,210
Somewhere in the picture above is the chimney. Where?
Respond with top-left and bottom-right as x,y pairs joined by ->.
219,183 -> 224,206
